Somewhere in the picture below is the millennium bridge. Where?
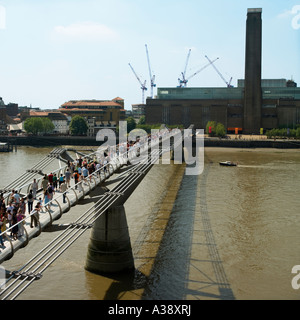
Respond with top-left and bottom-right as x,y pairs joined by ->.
0,126 -> 200,300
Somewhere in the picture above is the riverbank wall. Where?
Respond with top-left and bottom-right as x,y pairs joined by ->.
203,138 -> 300,149
0,136 -> 103,147
1,135 -> 300,149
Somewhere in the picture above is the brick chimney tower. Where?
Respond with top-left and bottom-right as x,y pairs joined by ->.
243,8 -> 262,134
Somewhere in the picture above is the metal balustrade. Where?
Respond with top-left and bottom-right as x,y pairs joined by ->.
0,127 -> 187,299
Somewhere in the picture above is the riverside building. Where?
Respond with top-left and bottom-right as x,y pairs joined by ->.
59,97 -> 126,136
145,9 -> 300,134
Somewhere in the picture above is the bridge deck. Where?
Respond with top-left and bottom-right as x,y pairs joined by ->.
0,127 -> 195,300
0,127 -> 183,264
0,157 -> 127,263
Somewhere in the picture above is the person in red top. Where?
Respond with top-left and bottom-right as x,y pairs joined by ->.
48,173 -> 54,184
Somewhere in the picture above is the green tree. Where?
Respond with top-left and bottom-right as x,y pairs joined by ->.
42,117 -> 55,133
126,117 -> 136,132
266,129 -> 276,139
24,117 -> 54,135
138,115 -> 146,125
206,121 -> 217,136
266,127 -> 300,139
69,116 -> 88,136
215,122 -> 226,137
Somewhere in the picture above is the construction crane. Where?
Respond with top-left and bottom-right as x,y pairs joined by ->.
178,49 -> 191,87
205,55 -> 233,87
145,44 -> 156,99
185,57 -> 220,84
128,63 -> 147,104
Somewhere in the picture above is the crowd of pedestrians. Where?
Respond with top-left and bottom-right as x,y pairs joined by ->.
0,154 -> 112,250
0,189 -> 43,248
0,137 -> 167,251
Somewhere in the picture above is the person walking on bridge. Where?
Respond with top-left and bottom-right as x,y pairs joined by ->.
73,170 -> 79,189
27,190 -> 34,213
32,179 -> 38,199
30,205 -> 40,228
14,191 -> 21,205
0,215 -> 5,247
41,176 -> 49,192
59,174 -> 64,189
17,208 -> 25,237
60,179 -> 67,203
65,169 -> 71,188
19,197 -> 26,215
9,190 -> 15,203
11,209 -> 18,240
47,183 -> 55,202
43,189 -> 51,211
88,163 -> 94,181
6,208 -> 12,236
48,172 -> 54,184
82,166 -> 89,184
53,174 -> 58,191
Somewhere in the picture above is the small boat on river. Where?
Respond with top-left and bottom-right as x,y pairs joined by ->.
219,161 -> 237,167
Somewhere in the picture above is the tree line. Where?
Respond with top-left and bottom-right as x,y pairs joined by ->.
24,115 -> 223,136
24,116 -> 88,136
27,115 -> 300,139
266,126 -> 300,139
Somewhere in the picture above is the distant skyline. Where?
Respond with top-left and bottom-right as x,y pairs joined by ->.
0,0 -> 299,110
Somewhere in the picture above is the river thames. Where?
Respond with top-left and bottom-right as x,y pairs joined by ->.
1,146 -> 300,300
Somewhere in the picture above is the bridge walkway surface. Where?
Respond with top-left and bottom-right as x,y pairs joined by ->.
0,145 -> 141,264
0,127 -> 190,299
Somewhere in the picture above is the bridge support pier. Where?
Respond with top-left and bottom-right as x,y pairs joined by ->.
85,205 -> 134,274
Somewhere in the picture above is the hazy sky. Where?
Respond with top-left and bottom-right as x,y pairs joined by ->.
0,0 -> 299,110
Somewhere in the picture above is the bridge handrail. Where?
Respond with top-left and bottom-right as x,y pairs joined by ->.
0,146 -> 165,299
0,148 -> 101,199
0,139 -> 150,238
0,128 -> 180,239
0,129 -> 186,300
1,147 -> 107,204
0,158 -> 115,238
0,148 -> 67,194
2,165 -> 69,200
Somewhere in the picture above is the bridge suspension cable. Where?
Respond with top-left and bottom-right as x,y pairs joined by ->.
1,146 -> 167,300
1,148 -> 71,197
1,128 -> 186,300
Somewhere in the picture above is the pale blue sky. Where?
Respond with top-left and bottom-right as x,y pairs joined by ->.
0,0 -> 299,110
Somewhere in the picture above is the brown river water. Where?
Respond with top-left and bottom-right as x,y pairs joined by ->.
1,146 -> 300,300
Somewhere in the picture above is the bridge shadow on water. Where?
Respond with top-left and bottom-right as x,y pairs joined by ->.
140,163 -> 235,300
101,161 -> 235,300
